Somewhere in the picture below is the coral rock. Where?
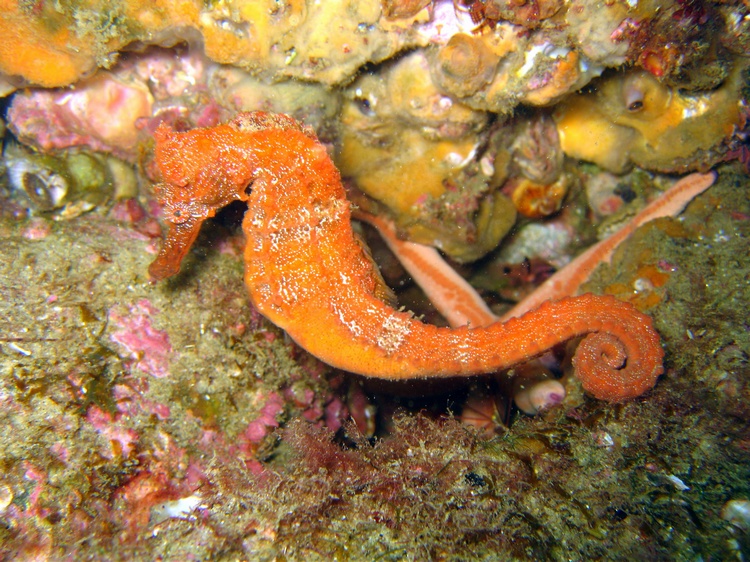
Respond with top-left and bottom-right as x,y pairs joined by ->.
8,72 -> 153,161
554,66 -> 746,173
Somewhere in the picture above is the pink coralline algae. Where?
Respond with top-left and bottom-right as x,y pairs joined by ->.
324,396 -> 349,433
86,405 -> 139,459
243,392 -> 285,445
108,199 -> 163,239
7,71 -> 153,161
19,217 -> 52,240
21,462 -> 49,519
109,299 -> 172,378
113,383 -> 171,420
6,48 -> 220,165
284,385 -> 323,423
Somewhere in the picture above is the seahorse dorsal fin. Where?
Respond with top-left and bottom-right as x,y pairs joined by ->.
354,232 -> 398,308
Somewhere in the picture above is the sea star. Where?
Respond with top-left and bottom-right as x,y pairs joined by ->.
148,111 -> 663,402
358,172 -> 717,323
501,171 -> 718,319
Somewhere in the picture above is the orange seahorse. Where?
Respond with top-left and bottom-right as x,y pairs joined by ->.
148,112 -> 664,402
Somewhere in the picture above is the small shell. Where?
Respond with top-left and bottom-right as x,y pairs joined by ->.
0,483 -> 13,513
3,142 -> 119,217
461,387 -> 507,436
107,156 -> 139,200
4,143 -> 68,211
434,33 -> 498,98
511,362 -> 566,415
721,499 -> 750,530
381,0 -> 431,20
510,113 -> 564,185
506,175 -> 570,219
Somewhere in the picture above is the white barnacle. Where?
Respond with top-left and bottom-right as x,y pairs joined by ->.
151,494 -> 204,525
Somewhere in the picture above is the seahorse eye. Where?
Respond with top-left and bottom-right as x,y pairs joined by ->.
164,201 -> 191,224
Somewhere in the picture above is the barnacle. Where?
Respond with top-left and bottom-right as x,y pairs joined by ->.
4,143 -> 69,212
433,33 -> 498,98
3,143 -> 115,216
506,176 -> 570,219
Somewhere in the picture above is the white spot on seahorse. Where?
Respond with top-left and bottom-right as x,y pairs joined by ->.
376,313 -> 412,354
332,301 -> 362,337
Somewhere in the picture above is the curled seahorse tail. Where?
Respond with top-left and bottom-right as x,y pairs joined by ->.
447,293 -> 664,400
560,294 -> 664,401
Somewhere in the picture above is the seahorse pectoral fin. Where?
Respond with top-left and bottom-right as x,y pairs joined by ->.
148,216 -> 205,282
